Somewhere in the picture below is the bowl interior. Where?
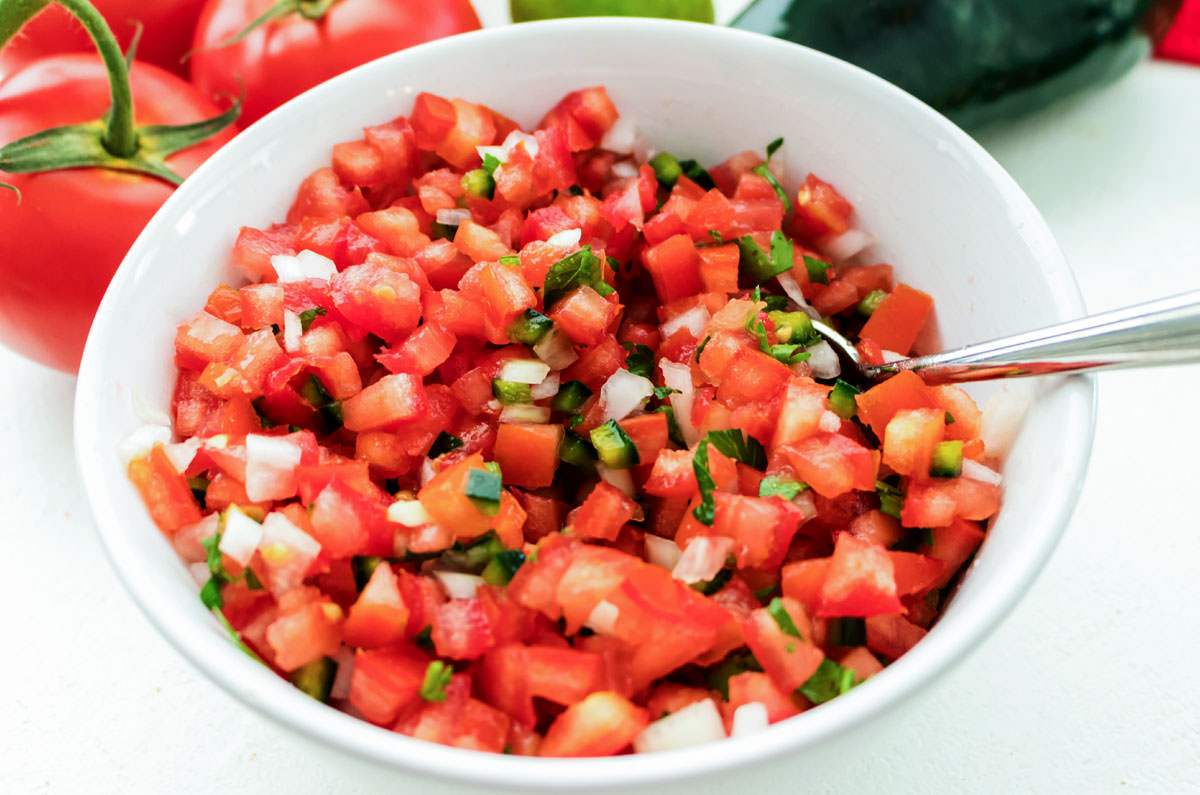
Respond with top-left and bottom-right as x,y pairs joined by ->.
75,18 -> 1093,790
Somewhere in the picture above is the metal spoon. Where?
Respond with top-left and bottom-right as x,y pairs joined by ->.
812,290 -> 1200,385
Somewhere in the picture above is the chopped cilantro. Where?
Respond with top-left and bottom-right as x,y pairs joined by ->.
704,429 -> 767,470
798,658 -> 858,704
419,660 -> 454,702
695,334 -> 711,361
691,441 -> 716,526
803,254 -> 832,286
678,158 -> 715,190
759,476 -> 807,500
413,625 -> 434,652
752,163 -> 792,212
622,342 -> 655,379
708,650 -> 762,699
481,152 -> 502,176
655,404 -> 686,447
652,385 -> 680,400
767,597 -> 803,639
298,306 -> 326,332
566,414 -> 585,429
945,411 -> 956,425
690,567 -> 733,596
542,245 -> 614,309
765,137 -> 784,159
709,230 -> 725,244
428,431 -> 464,459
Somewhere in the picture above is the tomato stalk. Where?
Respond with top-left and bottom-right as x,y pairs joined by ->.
199,0 -> 343,51
0,0 -> 239,190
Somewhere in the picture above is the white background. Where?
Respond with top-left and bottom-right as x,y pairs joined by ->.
3,2 -> 1200,793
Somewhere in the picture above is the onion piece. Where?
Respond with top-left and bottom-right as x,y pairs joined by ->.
672,536 -> 734,584
533,327 -> 578,371
818,410 -> 843,433
805,340 -> 841,379
499,358 -> 551,385
163,439 -> 200,473
597,463 -> 635,497
420,458 -> 436,486
432,570 -> 484,600
962,458 -> 1003,486
792,490 -> 819,522
820,228 -> 874,263
632,699 -> 727,753
981,391 -> 1030,461
659,359 -> 699,446
545,227 -> 582,249
660,304 -> 710,340
730,702 -> 770,737
610,159 -> 639,179
117,424 -> 172,465
585,599 -> 619,635
245,433 -> 303,503
330,647 -> 355,701
188,561 -> 212,586
270,249 -> 336,283
529,371 -> 561,401
387,498 -> 433,527
259,511 -> 322,561
475,144 -> 508,163
599,369 -> 653,423
500,130 -> 539,158
282,310 -> 302,352
776,271 -> 821,320
599,114 -> 638,153
644,534 -> 682,571
131,387 -> 172,427
435,208 -> 472,226
218,506 -> 264,566
500,404 -> 552,424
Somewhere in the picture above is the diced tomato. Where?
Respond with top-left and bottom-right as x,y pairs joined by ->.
127,446 -> 203,534
287,167 -> 369,224
726,671 -> 801,724
855,370 -> 936,439
417,453 -> 495,539
865,613 -> 928,660
492,423 -> 563,490
341,373 -> 427,432
790,173 -> 854,241
539,691 -> 648,757
901,477 -> 1000,528
432,597 -> 495,660
641,234 -> 703,304
573,480 -> 637,542
265,597 -> 343,672
507,534 -> 581,620
781,433 -> 876,499
232,225 -> 296,280
882,407 -> 946,478
716,347 -> 790,408
848,509 -> 905,548
343,562 -> 410,648
538,86 -> 619,152
349,645 -> 430,725
741,597 -> 825,693
858,283 -> 933,355
838,646 -> 885,681
817,533 -> 903,617
376,324 -> 457,377
780,557 -> 830,614
549,285 -> 619,347
918,517 -> 986,589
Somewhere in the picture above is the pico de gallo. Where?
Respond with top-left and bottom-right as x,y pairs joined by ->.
126,87 -> 1015,757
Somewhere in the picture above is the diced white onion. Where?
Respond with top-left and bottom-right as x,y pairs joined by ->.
599,115 -> 638,154
387,498 -> 434,527
730,702 -> 770,737
218,506 -> 264,566
500,404 -> 552,424
475,144 -> 509,163
659,359 -> 699,446
189,561 -> 212,586
660,305 -> 710,340
962,458 -> 1003,486
776,271 -> 821,320
597,463 -> 636,497
792,490 -> 818,521
259,511 -> 322,559
131,387 -> 172,427
432,571 -> 484,599
203,434 -> 229,450
330,647 -> 355,701
117,424 -> 172,465
820,228 -> 874,263
533,327 -> 578,371
545,227 -> 582,249
499,358 -> 551,385
818,410 -> 843,433
981,391 -> 1030,461
632,699 -> 727,753
485,398 -> 504,413
644,534 -> 682,571
500,130 -> 539,159
610,159 -> 639,179
435,208 -> 473,227
529,371 -> 561,401
600,369 -> 653,423
881,349 -> 907,364
270,249 -> 336,283
672,536 -> 734,584
245,433 -> 302,503
420,458 -> 437,486
805,340 -> 841,379
584,599 -> 619,635
162,439 -> 200,473
282,310 -> 302,352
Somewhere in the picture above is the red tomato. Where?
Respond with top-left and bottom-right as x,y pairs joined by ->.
0,0 -> 208,79
0,55 -> 235,372
189,0 -> 481,125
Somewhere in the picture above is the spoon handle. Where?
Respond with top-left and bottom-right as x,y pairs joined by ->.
865,290 -> 1200,384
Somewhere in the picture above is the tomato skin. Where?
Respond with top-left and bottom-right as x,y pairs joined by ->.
0,56 -> 235,373
190,0 -> 481,125
0,0 -> 208,79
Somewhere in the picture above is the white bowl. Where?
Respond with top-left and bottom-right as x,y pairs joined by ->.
75,18 -> 1094,790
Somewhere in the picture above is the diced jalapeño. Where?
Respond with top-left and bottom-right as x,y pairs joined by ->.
930,440 -> 964,478
589,419 -> 639,469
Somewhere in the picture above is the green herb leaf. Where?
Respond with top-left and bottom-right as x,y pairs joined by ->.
678,158 -> 715,190
803,254 -> 832,286
695,334 -> 711,362
690,567 -> 733,596
759,476 -> 808,500
692,441 -> 716,526
412,625 -> 434,652
767,597 -> 803,639
765,137 -> 784,160
481,152 -> 502,176
707,650 -> 762,699
622,342 -> 655,379
566,414 -> 585,430
653,385 -> 680,400
199,577 -> 224,610
752,163 -> 792,212
298,306 -> 327,332
798,658 -> 858,704
769,343 -> 811,365
944,411 -> 956,425
708,230 -> 725,244
542,245 -> 613,309
655,404 -> 686,447
419,660 -> 454,702
762,294 -> 789,311
705,429 -> 767,470
499,254 -> 521,267
429,431 -> 464,459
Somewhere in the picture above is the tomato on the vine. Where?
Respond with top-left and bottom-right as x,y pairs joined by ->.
0,0 -> 208,80
0,55 -> 236,372
188,0 -> 482,125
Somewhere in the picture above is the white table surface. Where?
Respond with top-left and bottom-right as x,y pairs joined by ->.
4,19 -> 1200,795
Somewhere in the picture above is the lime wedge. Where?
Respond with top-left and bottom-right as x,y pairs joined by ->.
511,0 -> 714,23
